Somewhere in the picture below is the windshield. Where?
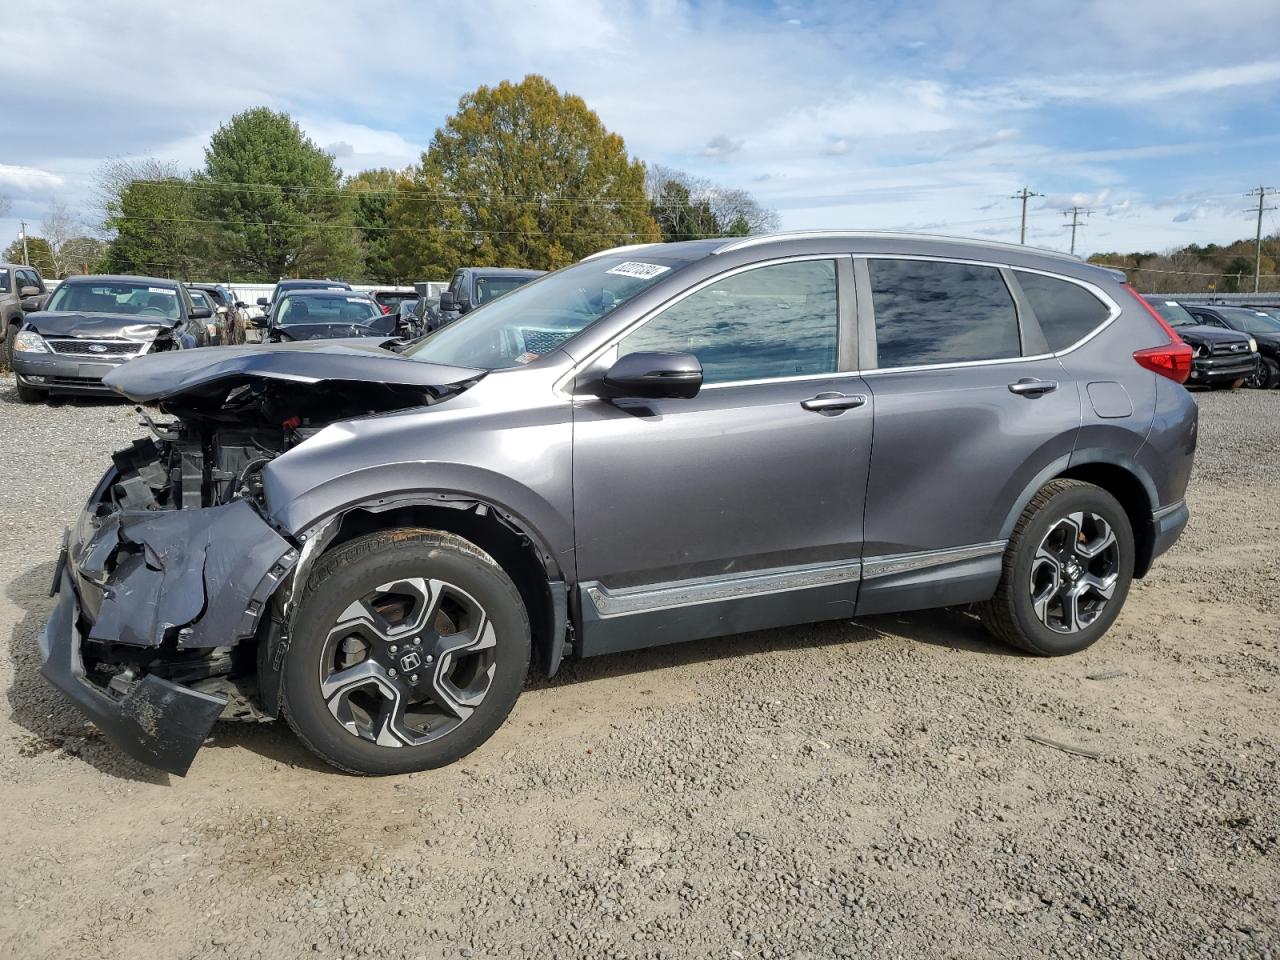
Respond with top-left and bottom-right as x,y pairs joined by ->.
46,280 -> 181,320
403,255 -> 692,370
475,275 -> 534,305
1152,300 -> 1198,328
276,294 -> 384,328
1217,307 -> 1280,335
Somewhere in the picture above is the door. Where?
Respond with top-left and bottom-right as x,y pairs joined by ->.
571,257 -> 874,656
854,256 -> 1082,614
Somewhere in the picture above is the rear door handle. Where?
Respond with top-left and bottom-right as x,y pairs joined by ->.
801,393 -> 868,414
1008,378 -> 1058,397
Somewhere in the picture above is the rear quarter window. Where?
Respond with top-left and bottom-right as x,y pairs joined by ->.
1014,271 -> 1112,352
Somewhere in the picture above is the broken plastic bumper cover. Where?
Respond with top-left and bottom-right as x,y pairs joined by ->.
39,497 -> 298,776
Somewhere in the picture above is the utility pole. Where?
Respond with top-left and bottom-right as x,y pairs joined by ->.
1010,186 -> 1042,244
1245,186 -> 1277,294
1063,206 -> 1090,256
18,220 -> 29,266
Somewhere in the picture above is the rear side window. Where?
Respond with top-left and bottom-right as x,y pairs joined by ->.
869,259 -> 1019,368
0,269 -> 8,293
618,259 -> 839,385
1014,271 -> 1112,351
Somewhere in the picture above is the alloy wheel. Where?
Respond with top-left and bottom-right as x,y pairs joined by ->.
1028,511 -> 1121,634
318,577 -> 497,747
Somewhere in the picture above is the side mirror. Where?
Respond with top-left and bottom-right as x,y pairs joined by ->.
595,351 -> 703,400
20,296 -> 43,312
250,315 -> 268,329
19,285 -> 40,298
439,291 -> 457,311
190,305 -> 212,320
235,300 -> 247,309
256,297 -> 269,308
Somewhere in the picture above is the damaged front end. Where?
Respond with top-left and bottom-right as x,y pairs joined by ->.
40,345 -> 482,775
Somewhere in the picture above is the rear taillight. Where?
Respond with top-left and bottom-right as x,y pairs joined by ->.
381,304 -> 392,315
1125,284 -> 1193,384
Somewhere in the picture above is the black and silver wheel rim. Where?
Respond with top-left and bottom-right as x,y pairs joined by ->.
1029,512 -> 1120,634
318,577 -> 497,747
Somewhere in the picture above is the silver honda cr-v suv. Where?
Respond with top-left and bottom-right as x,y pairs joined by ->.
41,232 -> 1197,775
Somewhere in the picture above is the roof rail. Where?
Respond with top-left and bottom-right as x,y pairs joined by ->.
580,243 -> 659,262
711,230 -> 1086,264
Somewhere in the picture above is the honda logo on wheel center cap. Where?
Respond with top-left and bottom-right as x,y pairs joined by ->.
399,651 -> 422,672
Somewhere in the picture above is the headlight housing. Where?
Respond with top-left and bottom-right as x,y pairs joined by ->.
14,329 -> 49,353
1248,337 -> 1258,353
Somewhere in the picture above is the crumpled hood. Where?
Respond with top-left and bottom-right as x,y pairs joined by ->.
25,310 -> 177,339
101,336 -> 484,404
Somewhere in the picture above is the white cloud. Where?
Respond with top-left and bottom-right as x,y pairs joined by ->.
0,164 -> 64,194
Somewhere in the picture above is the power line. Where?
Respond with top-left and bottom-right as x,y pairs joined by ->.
1062,206 -> 1091,255
1245,186 -> 1278,293
1009,186 -> 1043,244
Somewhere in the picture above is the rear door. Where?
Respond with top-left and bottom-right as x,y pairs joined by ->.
571,257 -> 874,656
855,256 -> 1083,614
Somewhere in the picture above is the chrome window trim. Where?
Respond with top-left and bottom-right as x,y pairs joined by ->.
584,558 -> 863,619
858,254 -> 1122,375
558,253 -> 850,396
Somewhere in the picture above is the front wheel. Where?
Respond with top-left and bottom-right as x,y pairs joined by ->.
979,479 -> 1134,656
15,380 -> 46,403
280,529 -> 530,775
1247,357 -> 1279,390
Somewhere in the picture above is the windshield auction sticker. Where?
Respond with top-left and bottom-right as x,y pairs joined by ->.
148,287 -> 177,295
605,261 -> 671,280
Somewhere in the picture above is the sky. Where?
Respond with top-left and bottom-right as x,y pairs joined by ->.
2,0 -> 1279,262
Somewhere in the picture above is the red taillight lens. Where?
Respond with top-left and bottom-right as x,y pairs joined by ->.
381,304 -> 392,315
1125,284 -> 1193,384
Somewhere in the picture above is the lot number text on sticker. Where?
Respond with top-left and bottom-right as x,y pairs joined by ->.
605,261 -> 671,280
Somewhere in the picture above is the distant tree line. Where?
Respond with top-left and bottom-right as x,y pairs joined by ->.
1089,236 -> 1280,294
10,75 -> 778,283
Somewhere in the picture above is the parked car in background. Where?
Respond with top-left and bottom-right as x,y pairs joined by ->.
367,288 -> 417,316
186,289 -> 223,345
255,278 -> 352,314
41,233 -> 1198,776
187,282 -> 247,345
2,263 -> 48,369
257,289 -> 400,342
11,275 -> 211,402
436,267 -> 545,327
1146,298 -> 1258,389
1183,304 -> 1280,389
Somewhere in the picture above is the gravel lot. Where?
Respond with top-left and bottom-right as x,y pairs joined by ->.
0,372 -> 1275,960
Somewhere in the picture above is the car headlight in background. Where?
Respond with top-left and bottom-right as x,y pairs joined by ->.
1248,337 -> 1257,353
14,330 -> 49,353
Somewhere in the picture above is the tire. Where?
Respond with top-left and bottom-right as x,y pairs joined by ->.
1247,356 -> 1279,390
979,479 -> 1134,656
279,529 -> 530,775
15,380 -> 46,403
2,321 -> 16,373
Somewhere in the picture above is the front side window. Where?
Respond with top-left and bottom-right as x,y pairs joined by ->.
45,281 -> 181,320
1014,271 -> 1112,351
870,259 -> 1019,368
0,269 -> 8,294
616,259 -> 839,385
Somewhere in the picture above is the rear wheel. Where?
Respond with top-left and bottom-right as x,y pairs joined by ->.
1247,357 -> 1279,390
280,529 -> 530,775
979,479 -> 1134,656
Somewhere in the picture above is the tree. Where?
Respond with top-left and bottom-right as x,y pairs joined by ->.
346,168 -> 402,281
388,75 -> 660,275
198,108 -> 362,280
99,159 -> 204,278
646,165 -> 777,241
3,236 -> 55,275
38,201 -> 107,277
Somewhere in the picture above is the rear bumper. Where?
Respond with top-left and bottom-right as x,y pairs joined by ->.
40,565 -> 227,776
1150,499 -> 1189,564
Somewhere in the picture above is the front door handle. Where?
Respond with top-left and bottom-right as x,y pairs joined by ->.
1008,378 -> 1058,397
801,392 -> 868,414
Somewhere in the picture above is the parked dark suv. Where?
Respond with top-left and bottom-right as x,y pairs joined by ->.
2,262 -> 48,369
1146,298 -> 1258,389
41,233 -> 1197,776
1182,304 -> 1280,389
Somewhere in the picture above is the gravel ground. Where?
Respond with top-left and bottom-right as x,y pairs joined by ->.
0,372 -> 1276,960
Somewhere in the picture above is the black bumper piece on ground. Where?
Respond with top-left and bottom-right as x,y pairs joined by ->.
41,569 -> 228,776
